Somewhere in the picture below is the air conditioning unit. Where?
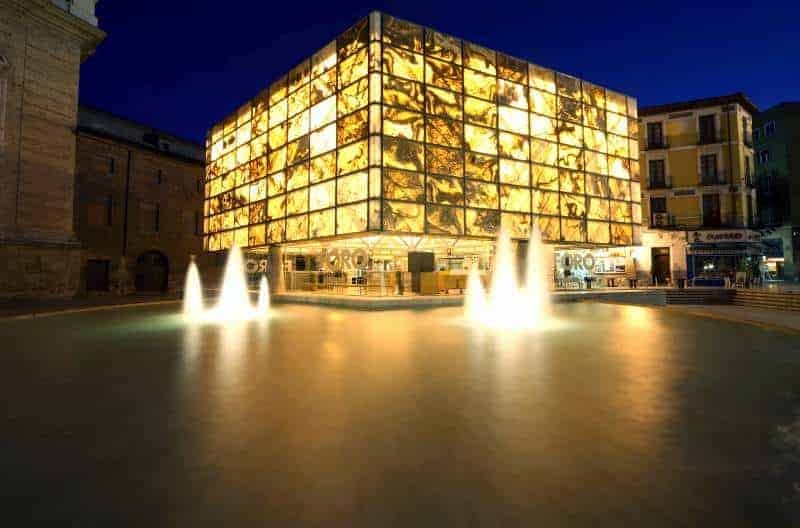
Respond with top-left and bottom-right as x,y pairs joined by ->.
652,213 -> 669,227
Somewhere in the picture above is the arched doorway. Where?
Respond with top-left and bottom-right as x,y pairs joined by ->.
135,251 -> 169,292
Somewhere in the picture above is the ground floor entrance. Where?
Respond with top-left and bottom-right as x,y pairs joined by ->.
651,247 -> 671,285
135,251 -> 169,292
86,259 -> 110,292
243,233 -> 648,297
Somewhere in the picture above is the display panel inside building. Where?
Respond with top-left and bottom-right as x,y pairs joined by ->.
203,12 -> 641,294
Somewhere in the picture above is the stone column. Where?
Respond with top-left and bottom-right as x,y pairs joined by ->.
268,245 -> 285,294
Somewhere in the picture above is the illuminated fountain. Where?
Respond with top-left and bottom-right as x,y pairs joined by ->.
465,227 -> 552,330
183,257 -> 204,318
183,246 -> 270,323
257,275 -> 270,313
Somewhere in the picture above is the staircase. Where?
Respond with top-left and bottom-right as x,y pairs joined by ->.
731,289 -> 800,312
664,288 -> 736,305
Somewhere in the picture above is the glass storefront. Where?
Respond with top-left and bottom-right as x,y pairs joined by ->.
274,234 -> 496,296
554,247 -> 636,288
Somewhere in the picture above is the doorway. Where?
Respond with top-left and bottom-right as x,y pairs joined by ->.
135,251 -> 169,292
651,247 -> 671,285
86,259 -> 110,292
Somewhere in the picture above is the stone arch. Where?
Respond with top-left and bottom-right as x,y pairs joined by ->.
134,250 -> 170,292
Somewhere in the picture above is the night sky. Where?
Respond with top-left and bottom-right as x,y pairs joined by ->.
80,0 -> 800,146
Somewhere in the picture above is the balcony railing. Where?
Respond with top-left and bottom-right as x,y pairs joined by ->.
698,132 -> 721,145
644,140 -> 669,151
647,179 -> 671,190
649,213 -> 761,230
701,213 -> 760,229
699,169 -> 729,186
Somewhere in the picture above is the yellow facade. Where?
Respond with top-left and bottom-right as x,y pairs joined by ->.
204,12 -> 641,252
640,95 -> 757,230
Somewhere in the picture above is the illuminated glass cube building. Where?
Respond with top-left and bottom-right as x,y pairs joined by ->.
204,12 -> 641,280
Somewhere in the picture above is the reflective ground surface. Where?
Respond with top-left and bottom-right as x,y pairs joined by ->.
2,303 -> 800,526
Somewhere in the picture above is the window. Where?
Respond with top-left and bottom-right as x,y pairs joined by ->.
765,121 -> 776,137
702,193 -> 721,227
700,154 -> 718,184
157,169 -> 163,185
140,202 -> 160,232
757,149 -> 771,164
699,114 -> 716,143
742,117 -> 752,144
648,159 -> 666,187
649,197 -> 668,226
745,155 -> 752,183
650,197 -> 667,213
753,128 -> 760,142
87,196 -> 113,227
646,122 -> 664,148
109,157 -> 115,174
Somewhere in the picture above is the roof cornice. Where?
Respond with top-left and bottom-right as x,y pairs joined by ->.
2,0 -> 106,61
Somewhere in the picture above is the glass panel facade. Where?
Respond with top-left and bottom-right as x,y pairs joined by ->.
204,12 -> 640,251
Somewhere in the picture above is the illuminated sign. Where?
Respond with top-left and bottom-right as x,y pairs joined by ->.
689,230 -> 761,243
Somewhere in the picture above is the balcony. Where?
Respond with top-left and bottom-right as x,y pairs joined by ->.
699,169 -> 728,186
650,213 -> 675,228
647,179 -> 671,190
644,140 -> 669,151
649,212 -> 760,230
698,132 -> 721,145
701,213 -> 760,229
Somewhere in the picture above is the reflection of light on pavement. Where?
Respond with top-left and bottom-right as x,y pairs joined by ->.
619,305 -> 650,329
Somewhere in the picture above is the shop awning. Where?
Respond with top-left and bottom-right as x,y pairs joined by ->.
687,242 -> 765,257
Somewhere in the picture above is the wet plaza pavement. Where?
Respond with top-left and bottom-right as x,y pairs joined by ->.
2,302 -> 800,525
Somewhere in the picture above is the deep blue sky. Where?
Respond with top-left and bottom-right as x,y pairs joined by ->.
80,0 -> 800,146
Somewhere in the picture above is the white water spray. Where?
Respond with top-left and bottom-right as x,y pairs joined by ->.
183,245 -> 271,323
183,259 -> 204,317
465,228 -> 552,330
257,275 -> 270,313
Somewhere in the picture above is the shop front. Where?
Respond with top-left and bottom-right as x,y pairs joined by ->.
265,234 -> 501,297
686,229 -> 764,286
554,247 -> 639,289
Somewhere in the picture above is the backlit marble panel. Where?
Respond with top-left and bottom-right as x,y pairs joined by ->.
426,204 -> 464,235
205,13 -> 640,249
427,174 -> 464,206
383,200 -> 424,232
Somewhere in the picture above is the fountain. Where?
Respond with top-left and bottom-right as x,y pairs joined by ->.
183,257 -> 204,317
464,227 -> 551,330
257,275 -> 270,313
183,246 -> 270,323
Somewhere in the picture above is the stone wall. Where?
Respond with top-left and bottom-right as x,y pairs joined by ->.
74,132 -> 204,294
0,0 -> 104,297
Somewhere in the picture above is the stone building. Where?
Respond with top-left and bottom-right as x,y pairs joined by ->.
75,106 -> 204,294
0,0 -> 104,298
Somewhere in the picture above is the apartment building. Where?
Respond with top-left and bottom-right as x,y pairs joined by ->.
754,102 -> 800,281
637,93 -> 762,285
